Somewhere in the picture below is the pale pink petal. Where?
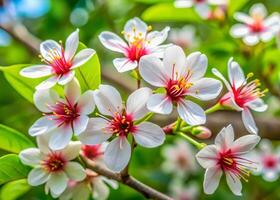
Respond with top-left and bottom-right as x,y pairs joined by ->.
58,71 -> 75,85
195,3 -> 210,19
99,31 -> 128,53
94,85 -> 123,116
73,115 -> 89,136
64,79 -> 81,105
147,94 -> 173,114
71,49 -> 96,69
227,58 -> 245,89
243,34 -> 260,46
48,172 -> 68,196
126,87 -> 152,120
185,52 -> 208,81
34,89 -> 59,112
246,98 -> 267,112
49,124 -> 73,150
260,31 -> 274,42
249,3 -> 267,19
177,100 -> 206,125
36,134 -> 52,154
146,26 -> 170,47
60,141 -> 82,161
104,137 -> 131,172
20,65 -> 53,78
77,91 -> 95,115
78,118 -> 112,145
124,17 -> 148,42
232,134 -> 260,154
92,177 -> 110,200
214,124 -> 234,150
220,92 -> 243,111
113,58 -> 137,73
234,12 -> 253,24
264,13 -> 280,27
225,172 -> 242,196
203,167 -> 223,195
212,68 -> 233,92
40,40 -> 62,62
36,76 -> 58,90
28,168 -> 49,186
241,108 -> 258,134
133,122 -> 165,148
19,148 -> 42,166
196,145 -> 218,169
187,78 -> 222,100
65,162 -> 86,181
139,55 -> 169,87
230,24 -> 250,38
64,29 -> 79,62
148,44 -> 172,58
29,116 -> 58,136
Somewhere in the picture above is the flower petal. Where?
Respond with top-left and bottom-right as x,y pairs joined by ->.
60,141 -> 82,161
264,13 -> 280,27
40,40 -> 62,62
147,94 -> 173,115
174,0 -> 193,8
94,85 -> 123,116
113,58 -> 137,73
126,87 -> 152,120
249,3 -> 267,19
214,124 -> 235,150
92,177 -> 110,200
230,24 -> 250,38
36,76 -> 58,90
234,12 -> 253,24
64,78 -> 81,105
19,148 -> 42,166
64,29 -> 79,62
65,162 -> 86,181
71,48 -> 96,69
232,134 -> 260,154
99,31 -> 128,53
73,115 -> 89,136
225,172 -> 242,196
203,167 -> 222,195
29,116 -> 58,137
48,172 -> 68,196
243,34 -> 259,46
246,98 -> 267,112
188,78 -> 222,101
241,108 -> 258,134
139,55 -> 169,87
49,125 -> 73,150
124,17 -> 148,42
77,90 -> 95,115
133,122 -> 165,148
212,68 -> 232,92
163,45 -> 186,79
195,3 -> 210,19
177,100 -> 206,125
146,26 -> 170,47
185,52 -> 208,81
228,58 -> 245,89
28,168 -> 49,186
104,137 -> 131,172
34,89 -> 59,113
58,71 -> 75,85
196,145 -> 218,169
20,65 -> 53,78
260,30 -> 274,42
78,118 -> 112,145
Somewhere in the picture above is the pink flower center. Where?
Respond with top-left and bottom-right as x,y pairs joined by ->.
47,98 -> 80,126
218,149 -> 254,181
82,144 -> 103,160
41,46 -> 72,76
249,17 -> 265,33
42,152 -> 66,173
231,73 -> 267,108
125,38 -> 148,62
263,155 -> 278,169
176,154 -> 189,169
108,112 -> 136,136
195,0 -> 205,3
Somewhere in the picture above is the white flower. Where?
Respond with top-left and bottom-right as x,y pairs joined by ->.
20,29 -> 96,90
161,139 -> 197,177
139,45 -> 222,125
251,139 -> 280,182
169,180 -> 199,200
59,169 -> 118,200
168,25 -> 198,49
99,17 -> 170,73
81,143 -> 107,161
79,85 -> 165,172
175,0 -> 228,19
212,58 -> 268,134
230,3 -> 280,46
29,79 -> 95,150
196,124 -> 260,196
19,137 -> 86,198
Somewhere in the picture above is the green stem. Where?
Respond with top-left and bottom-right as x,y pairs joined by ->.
205,103 -> 223,114
175,117 -> 183,132
180,126 -> 195,133
134,112 -> 154,125
176,131 -> 206,150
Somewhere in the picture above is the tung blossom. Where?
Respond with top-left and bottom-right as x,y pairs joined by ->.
19,137 -> 86,198
79,85 -> 165,172
20,29 -> 95,90
230,3 -> 280,46
29,79 -> 95,150
196,124 -> 260,196
212,58 -> 268,134
139,45 -> 222,125
99,17 -> 170,73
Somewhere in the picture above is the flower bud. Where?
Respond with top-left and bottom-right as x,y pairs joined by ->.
192,126 -> 212,139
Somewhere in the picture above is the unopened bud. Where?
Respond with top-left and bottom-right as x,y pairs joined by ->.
192,126 -> 212,139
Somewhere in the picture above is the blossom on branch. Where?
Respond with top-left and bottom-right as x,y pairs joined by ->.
139,45 -> 222,125
79,85 -> 165,172
212,58 -> 268,134
29,79 -> 95,150
20,29 -> 95,90
99,17 -> 170,72
196,124 -> 260,196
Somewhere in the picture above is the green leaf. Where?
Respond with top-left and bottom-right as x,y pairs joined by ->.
0,179 -> 31,200
134,0 -> 172,4
142,3 -> 201,23
76,43 -> 101,91
0,124 -> 34,154
228,0 -> 249,17
0,154 -> 31,185
0,64 -> 45,103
